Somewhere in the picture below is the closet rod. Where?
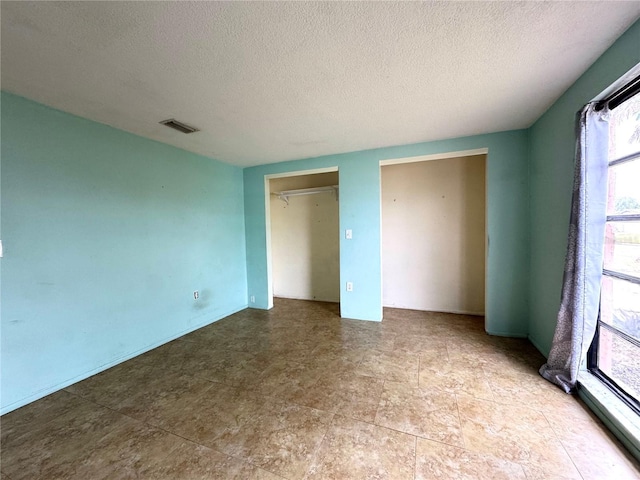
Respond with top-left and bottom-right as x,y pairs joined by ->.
272,185 -> 339,205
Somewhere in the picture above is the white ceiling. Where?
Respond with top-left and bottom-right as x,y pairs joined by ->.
2,2 -> 639,167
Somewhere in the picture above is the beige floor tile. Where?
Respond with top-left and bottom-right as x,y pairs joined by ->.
176,340 -> 256,371
1,400 -> 126,479
415,437 -> 527,479
375,381 -> 464,447
306,341 -> 367,365
543,403 -> 640,480
256,360 -> 324,402
482,367 -> 577,412
185,348 -> 269,386
1,390 -> 89,445
212,403 -> 333,479
334,328 -> 397,351
454,342 -> 542,378
393,333 -> 448,356
356,350 -> 420,385
109,372 -> 214,423
152,382 -> 273,445
419,354 -> 494,401
145,442 -> 284,479
266,345 -> 317,364
292,372 -> 385,422
272,329 -> 338,350
306,414 -> 415,479
65,416 -> 186,479
522,465 -> 599,480
306,350 -> 366,379
457,395 -> 582,479
446,338 -> 504,363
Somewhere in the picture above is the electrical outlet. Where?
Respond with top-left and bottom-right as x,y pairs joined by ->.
346,282 -> 353,292
250,295 -> 255,303
345,229 -> 352,239
193,290 -> 199,300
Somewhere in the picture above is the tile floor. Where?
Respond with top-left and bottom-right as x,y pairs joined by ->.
1,298 -> 639,479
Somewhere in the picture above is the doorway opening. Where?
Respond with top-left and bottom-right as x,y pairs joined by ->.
266,169 -> 340,308
380,151 -> 487,322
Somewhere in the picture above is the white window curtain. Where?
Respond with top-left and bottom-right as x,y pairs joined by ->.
539,103 -> 610,393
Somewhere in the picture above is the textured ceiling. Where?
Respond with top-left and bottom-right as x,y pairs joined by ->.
2,2 -> 639,167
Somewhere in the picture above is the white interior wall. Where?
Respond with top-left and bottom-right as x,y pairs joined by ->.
381,155 -> 486,314
269,172 -> 340,302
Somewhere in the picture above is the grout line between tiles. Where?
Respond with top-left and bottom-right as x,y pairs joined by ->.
444,342 -> 451,363
347,407 -> 466,452
300,412 -> 336,480
372,379 -> 387,425
413,435 -> 418,480
539,410 -> 587,480
453,393 -> 467,450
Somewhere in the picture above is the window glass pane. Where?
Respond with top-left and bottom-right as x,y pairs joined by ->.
606,160 -> 640,215
603,220 -> 640,277
593,84 -> 639,407
608,91 -> 640,161
597,326 -> 640,402
601,275 -> 640,342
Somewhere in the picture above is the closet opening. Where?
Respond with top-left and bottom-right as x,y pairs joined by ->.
266,168 -> 340,309
380,151 -> 487,325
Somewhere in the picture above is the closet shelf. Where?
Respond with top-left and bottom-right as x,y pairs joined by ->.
272,185 -> 339,205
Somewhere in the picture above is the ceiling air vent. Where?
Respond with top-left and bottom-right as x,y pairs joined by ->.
159,118 -> 200,134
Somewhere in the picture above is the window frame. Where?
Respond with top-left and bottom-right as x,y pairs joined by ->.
587,85 -> 640,416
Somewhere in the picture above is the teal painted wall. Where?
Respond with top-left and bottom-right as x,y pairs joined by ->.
0,92 -> 248,414
528,21 -> 640,356
244,130 -> 530,335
